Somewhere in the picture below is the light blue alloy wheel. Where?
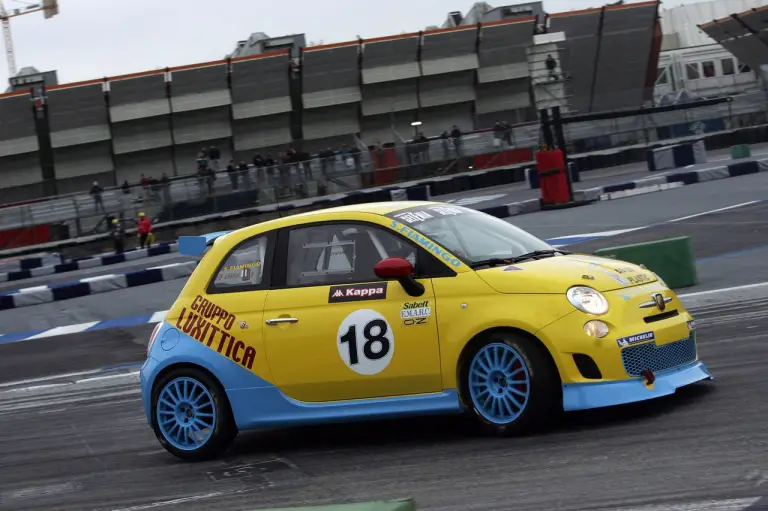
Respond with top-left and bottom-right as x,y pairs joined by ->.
468,342 -> 531,425
156,377 -> 217,451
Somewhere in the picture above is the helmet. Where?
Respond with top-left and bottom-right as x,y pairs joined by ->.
139,212 -> 145,217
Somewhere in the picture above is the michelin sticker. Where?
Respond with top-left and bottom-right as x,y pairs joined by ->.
616,331 -> 655,348
401,300 -> 431,326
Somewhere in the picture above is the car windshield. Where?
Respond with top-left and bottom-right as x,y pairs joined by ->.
387,204 -> 556,266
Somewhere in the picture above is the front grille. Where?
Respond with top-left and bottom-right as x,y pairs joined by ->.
644,310 -> 679,323
621,335 -> 697,377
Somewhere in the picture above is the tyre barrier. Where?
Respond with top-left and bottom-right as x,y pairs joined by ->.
646,139 -> 707,172
0,260 -> 196,310
592,236 -> 698,289
0,242 -> 178,283
253,499 -> 417,511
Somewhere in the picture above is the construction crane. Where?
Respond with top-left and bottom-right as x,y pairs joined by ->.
0,0 -> 58,79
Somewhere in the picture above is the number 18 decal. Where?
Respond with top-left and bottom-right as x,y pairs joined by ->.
337,309 -> 394,375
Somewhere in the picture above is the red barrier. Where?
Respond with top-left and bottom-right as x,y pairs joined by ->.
0,224 -> 53,249
473,147 -> 534,170
370,147 -> 402,186
535,149 -> 572,205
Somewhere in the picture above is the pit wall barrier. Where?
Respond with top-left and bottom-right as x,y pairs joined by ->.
593,236 -> 699,289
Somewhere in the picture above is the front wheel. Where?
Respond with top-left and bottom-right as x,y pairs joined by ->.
151,367 -> 237,461
462,334 -> 559,436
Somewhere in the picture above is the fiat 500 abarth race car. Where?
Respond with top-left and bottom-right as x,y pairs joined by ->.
140,201 -> 711,460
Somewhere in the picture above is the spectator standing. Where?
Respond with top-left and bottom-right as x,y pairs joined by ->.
546,54 -> 559,81
264,154 -> 275,188
90,181 -> 105,214
196,149 -> 209,173
450,125 -> 462,156
227,160 -> 238,190
208,146 -> 221,171
140,174 -> 149,198
121,180 -> 131,195
237,161 -> 251,190
136,212 -> 152,249
110,218 -> 125,254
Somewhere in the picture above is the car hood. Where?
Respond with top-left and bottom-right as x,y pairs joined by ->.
475,254 -> 657,294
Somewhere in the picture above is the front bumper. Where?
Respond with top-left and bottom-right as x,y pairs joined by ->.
562,360 -> 712,411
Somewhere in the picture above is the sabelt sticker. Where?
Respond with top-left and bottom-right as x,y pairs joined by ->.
329,283 -> 388,303
616,331 -> 655,348
401,300 -> 431,326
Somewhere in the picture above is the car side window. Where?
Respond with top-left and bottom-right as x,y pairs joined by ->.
211,235 -> 269,290
285,223 -> 418,287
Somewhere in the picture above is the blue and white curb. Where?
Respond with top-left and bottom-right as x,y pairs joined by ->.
473,157 -> 768,220
0,261 -> 196,311
0,243 -> 178,284
0,252 -> 62,273
580,158 -> 768,202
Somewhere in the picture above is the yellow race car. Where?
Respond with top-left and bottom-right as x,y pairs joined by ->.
140,201 -> 711,461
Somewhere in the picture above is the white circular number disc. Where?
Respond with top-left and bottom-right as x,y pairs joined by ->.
337,309 -> 395,375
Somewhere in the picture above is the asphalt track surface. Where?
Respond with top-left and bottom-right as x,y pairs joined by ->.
440,143 -> 768,210
0,298 -> 767,511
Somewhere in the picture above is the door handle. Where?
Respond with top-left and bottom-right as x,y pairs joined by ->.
265,317 -> 299,325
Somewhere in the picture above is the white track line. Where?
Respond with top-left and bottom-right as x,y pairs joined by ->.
667,200 -> 761,223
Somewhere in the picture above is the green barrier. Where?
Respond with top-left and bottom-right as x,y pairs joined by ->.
256,498 -> 417,511
731,144 -> 751,159
593,236 -> 698,289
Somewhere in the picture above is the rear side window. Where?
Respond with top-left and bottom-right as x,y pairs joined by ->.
211,235 -> 269,290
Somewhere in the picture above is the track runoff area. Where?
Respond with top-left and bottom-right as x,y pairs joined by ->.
1,173 -> 768,511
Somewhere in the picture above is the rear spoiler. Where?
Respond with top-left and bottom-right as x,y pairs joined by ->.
178,231 -> 233,257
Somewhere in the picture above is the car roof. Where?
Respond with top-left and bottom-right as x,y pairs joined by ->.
208,201 -> 446,246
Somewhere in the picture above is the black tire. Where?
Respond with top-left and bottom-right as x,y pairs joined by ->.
460,332 -> 560,436
151,367 -> 238,461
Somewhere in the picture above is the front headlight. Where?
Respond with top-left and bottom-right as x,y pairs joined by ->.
567,286 -> 609,315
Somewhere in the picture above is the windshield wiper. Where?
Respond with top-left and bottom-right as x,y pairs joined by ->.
469,250 -> 570,269
469,258 -> 516,269
506,249 -> 570,263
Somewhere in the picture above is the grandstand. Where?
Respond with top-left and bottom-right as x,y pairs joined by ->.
698,5 -> 768,74
0,0 -> 663,204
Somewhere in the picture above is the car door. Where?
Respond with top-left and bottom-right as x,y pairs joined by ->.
261,221 -> 442,403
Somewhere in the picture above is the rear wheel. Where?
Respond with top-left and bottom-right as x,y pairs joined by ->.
462,333 -> 559,435
151,367 -> 237,461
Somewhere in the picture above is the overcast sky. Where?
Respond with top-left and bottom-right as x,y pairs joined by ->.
2,0 -> 707,87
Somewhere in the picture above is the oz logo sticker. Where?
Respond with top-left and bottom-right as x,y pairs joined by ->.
337,309 -> 394,375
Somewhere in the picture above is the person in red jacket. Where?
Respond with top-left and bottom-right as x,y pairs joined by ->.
137,212 -> 152,249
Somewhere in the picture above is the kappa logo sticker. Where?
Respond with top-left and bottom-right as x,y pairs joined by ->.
329,283 -> 388,303
401,300 -> 431,326
616,331 -> 655,348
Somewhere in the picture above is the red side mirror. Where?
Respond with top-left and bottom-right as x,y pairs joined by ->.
374,257 -> 414,279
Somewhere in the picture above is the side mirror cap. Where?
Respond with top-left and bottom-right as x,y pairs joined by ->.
374,257 -> 414,279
